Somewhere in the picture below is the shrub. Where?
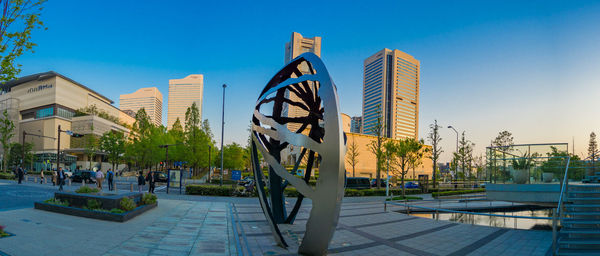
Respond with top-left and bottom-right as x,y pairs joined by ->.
87,199 -> 102,210
0,225 -> 8,237
120,197 -> 136,211
432,189 -> 486,198
44,198 -> 69,207
142,193 -> 157,205
284,187 -> 299,197
385,196 -> 422,201
110,208 -> 125,214
0,172 -> 15,180
75,186 -> 99,194
186,185 -> 236,196
209,179 -> 237,185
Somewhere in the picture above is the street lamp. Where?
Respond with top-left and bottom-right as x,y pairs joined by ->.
220,83 -> 227,186
447,125 -> 459,181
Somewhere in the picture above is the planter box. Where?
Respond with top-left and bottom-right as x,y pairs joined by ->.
54,191 -> 142,210
34,202 -> 157,222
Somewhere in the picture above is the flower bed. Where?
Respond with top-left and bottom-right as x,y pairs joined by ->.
35,191 -> 158,222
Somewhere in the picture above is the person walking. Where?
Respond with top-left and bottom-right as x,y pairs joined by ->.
95,169 -> 104,190
17,166 -> 24,184
146,171 -> 156,194
137,171 -> 145,193
40,169 -> 45,184
57,167 -> 65,191
107,169 -> 114,191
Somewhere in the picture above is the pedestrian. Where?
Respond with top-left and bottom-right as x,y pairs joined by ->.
137,171 -> 145,193
96,169 -> 104,190
52,169 -> 57,186
107,169 -> 114,191
17,166 -> 24,184
146,171 -> 155,194
58,167 -> 65,191
40,169 -> 45,184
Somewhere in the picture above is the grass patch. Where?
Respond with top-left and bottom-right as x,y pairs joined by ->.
44,198 -> 69,207
75,186 -> 100,194
385,196 -> 423,201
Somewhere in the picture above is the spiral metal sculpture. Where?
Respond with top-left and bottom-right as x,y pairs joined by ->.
250,52 -> 346,255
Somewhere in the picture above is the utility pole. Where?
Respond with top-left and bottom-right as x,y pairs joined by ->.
220,83 -> 227,186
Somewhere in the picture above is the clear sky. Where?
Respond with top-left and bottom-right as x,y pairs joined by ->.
17,0 -> 600,162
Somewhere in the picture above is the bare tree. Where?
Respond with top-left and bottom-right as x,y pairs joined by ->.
368,106 -> 386,188
346,136 -> 360,177
588,132 -> 599,176
427,120 -> 442,188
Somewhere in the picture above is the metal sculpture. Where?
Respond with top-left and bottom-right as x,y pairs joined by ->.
250,52 -> 346,255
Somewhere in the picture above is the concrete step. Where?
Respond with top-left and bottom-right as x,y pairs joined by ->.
561,228 -> 600,234
565,211 -> 600,216
557,248 -> 600,255
567,197 -> 600,201
566,204 -> 600,208
559,237 -> 600,245
568,191 -> 600,194
562,219 -> 600,225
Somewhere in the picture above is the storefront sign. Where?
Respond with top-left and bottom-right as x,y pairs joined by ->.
27,84 -> 53,93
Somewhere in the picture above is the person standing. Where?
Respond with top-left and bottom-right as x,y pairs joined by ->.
58,167 -> 65,191
52,169 -> 57,186
137,171 -> 145,193
40,170 -> 45,184
17,166 -> 24,184
95,169 -> 104,190
147,171 -> 155,194
107,169 -> 114,191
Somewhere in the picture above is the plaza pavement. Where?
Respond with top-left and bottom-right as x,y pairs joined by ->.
0,179 -> 552,255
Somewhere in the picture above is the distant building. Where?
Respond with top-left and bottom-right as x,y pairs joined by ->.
362,49 -> 420,140
350,116 -> 362,134
284,32 -> 321,132
167,74 -> 203,129
341,113 -> 351,133
120,87 -> 163,126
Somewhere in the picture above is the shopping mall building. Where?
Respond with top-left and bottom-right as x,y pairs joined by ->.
0,71 -> 135,171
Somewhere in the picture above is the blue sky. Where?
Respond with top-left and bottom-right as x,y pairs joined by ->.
17,0 -> 600,161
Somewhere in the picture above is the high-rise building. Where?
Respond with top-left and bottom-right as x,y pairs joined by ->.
362,49 -> 419,139
120,87 -> 163,126
351,116 -> 362,134
284,32 -> 322,132
167,74 -> 203,129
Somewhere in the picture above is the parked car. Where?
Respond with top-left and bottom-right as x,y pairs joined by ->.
370,179 -> 387,188
404,181 -> 419,189
151,172 -> 168,182
345,177 -> 371,190
71,170 -> 96,184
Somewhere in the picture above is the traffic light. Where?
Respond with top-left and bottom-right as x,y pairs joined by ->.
71,133 -> 84,138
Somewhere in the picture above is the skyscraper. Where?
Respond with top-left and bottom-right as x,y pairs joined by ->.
350,116 -> 362,134
167,74 -> 203,129
120,87 -> 163,126
362,49 -> 419,139
284,32 -> 322,132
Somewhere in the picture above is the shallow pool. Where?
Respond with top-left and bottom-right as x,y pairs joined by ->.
410,209 -> 554,230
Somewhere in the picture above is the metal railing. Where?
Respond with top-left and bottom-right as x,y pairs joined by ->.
552,156 -> 570,255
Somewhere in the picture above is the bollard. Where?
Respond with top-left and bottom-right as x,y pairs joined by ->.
115,182 -> 118,192
68,179 -> 71,186
34,177 -> 37,183
130,183 -> 133,192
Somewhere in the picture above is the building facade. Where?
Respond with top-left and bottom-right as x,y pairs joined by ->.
119,87 -> 163,126
350,116 -> 362,134
362,49 -> 420,140
167,74 -> 203,129
0,71 -> 135,171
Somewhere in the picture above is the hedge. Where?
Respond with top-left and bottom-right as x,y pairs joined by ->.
0,172 -> 15,180
186,185 -> 237,196
186,184 -> 425,197
432,189 -> 486,198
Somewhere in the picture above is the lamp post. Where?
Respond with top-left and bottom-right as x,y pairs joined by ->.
220,83 -> 227,186
447,125 -> 459,181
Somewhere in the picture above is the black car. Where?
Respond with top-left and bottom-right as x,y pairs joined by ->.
151,172 -> 168,182
71,170 -> 96,184
370,179 -> 387,188
345,177 -> 371,190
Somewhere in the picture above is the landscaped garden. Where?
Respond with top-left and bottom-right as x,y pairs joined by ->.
35,186 -> 157,222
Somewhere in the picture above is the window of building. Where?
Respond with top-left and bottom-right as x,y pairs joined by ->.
36,107 -> 54,119
57,107 -> 75,119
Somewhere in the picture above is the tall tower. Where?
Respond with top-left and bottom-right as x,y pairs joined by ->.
284,32 -> 322,132
120,87 -> 163,126
362,49 -> 419,139
167,74 -> 204,129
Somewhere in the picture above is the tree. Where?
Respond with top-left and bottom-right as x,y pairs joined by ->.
218,143 -> 245,170
346,136 -> 360,177
184,103 -> 214,177
125,108 -> 155,171
368,106 -> 386,188
0,110 -> 14,171
0,0 -> 46,83
8,141 -> 31,168
588,132 -> 599,176
99,131 -> 125,171
492,130 -> 514,182
427,120 -> 442,188
84,125 -> 98,170
385,138 -> 425,196
455,132 -> 474,182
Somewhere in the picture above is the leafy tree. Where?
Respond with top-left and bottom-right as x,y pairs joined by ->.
492,130 -> 514,182
184,103 -> 214,176
8,142 -> 32,168
218,143 -> 245,170
0,110 -> 14,171
99,131 -> 125,171
166,117 -> 186,166
588,132 -> 599,176
125,108 -> 155,171
385,138 -> 425,196
367,106 -> 386,188
541,146 -> 584,181
0,0 -> 46,83
84,125 -> 98,170
346,136 -> 360,177
427,120 -> 442,187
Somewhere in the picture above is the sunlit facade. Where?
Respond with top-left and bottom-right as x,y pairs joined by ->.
167,74 -> 203,129
120,87 -> 163,126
